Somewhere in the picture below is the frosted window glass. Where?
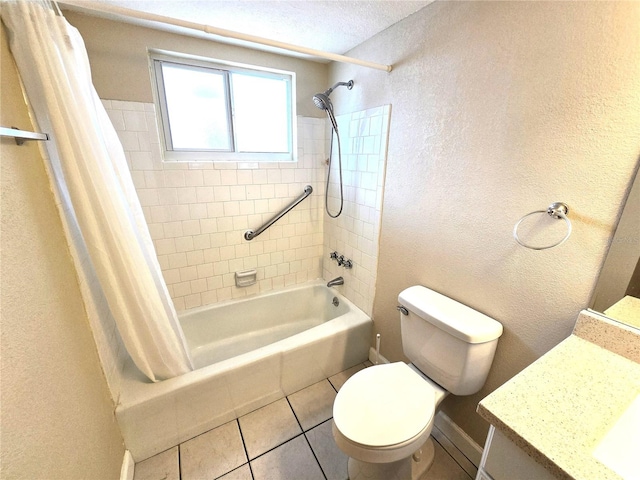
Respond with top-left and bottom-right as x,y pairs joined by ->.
161,63 -> 230,150
231,73 -> 289,153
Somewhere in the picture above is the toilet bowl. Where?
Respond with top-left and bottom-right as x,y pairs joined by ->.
332,285 -> 503,480
333,362 -> 447,480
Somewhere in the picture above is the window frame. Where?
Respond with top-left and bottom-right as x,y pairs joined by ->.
149,51 -> 297,163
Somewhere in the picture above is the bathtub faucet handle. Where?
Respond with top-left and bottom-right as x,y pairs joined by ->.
337,255 -> 345,266
330,251 -> 339,261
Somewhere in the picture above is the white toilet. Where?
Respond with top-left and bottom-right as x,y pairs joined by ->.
332,286 -> 503,480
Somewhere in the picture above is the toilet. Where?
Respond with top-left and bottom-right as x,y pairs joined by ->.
332,286 -> 503,480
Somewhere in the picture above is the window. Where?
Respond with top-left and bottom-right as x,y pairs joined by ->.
151,52 -> 296,162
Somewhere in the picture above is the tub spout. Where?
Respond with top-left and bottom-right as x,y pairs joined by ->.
327,276 -> 344,288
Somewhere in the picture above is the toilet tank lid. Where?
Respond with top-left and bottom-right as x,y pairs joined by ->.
398,286 -> 503,344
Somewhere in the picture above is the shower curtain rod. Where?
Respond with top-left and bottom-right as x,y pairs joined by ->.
59,1 -> 393,72
0,126 -> 50,145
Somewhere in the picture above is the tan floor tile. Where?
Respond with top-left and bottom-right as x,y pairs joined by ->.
422,438 -> 473,480
218,464 -> 253,479
239,398 -> 302,459
133,447 -> 179,480
180,420 -> 246,480
306,420 -> 348,480
288,379 -> 336,431
251,435 -> 324,480
328,362 -> 368,391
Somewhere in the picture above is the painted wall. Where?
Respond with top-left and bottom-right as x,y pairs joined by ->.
63,11 -> 328,118
0,23 -> 124,479
328,1 -> 640,445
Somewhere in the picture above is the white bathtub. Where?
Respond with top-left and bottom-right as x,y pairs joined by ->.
115,280 -> 372,461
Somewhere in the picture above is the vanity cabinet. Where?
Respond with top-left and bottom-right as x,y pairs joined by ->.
476,426 -> 557,480
476,313 -> 640,480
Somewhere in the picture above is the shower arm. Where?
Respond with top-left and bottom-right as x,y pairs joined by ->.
325,80 -> 354,96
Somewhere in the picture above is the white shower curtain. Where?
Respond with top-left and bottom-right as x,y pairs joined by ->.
2,0 -> 194,381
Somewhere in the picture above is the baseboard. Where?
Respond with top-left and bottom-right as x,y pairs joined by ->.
433,411 -> 482,478
120,450 -> 134,480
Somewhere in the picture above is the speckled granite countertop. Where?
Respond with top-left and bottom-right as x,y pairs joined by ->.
605,296 -> 640,329
477,311 -> 640,480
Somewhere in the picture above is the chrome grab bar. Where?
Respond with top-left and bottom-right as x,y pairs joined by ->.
244,185 -> 313,241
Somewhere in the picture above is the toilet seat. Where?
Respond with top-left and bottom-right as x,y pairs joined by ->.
333,362 -> 435,449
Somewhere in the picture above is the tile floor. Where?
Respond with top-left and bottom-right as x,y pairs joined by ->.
133,362 -> 473,480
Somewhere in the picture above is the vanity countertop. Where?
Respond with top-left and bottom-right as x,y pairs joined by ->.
605,296 -> 640,329
477,312 -> 640,480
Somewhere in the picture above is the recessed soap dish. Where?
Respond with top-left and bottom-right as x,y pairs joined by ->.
235,269 -> 257,287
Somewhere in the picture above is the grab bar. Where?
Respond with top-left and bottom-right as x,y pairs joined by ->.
0,126 -> 49,145
244,185 -> 313,241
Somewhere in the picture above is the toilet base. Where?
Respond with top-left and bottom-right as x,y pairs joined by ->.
411,436 -> 436,480
348,456 -> 411,480
346,437 -> 436,480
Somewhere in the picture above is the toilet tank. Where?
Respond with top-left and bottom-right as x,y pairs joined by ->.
398,286 -> 503,396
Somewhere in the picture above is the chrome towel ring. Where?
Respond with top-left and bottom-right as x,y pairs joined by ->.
513,202 -> 572,250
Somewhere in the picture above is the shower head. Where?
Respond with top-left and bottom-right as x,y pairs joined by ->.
313,92 -> 333,111
312,80 -> 354,111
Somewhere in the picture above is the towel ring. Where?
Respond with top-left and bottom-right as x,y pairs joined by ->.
513,202 -> 572,250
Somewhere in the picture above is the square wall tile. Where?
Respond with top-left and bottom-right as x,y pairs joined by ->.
110,99 -> 338,311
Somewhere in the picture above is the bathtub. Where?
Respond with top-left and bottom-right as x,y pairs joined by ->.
115,280 -> 372,461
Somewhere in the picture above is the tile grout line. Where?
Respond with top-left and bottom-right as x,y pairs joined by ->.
286,396 -> 328,480
328,378 -> 339,393
249,432 -> 308,461
303,430 -> 329,480
235,418 -> 256,480
238,406 -> 307,464
214,464 -> 252,480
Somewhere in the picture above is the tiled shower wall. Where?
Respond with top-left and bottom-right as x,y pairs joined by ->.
104,99 -> 388,319
104,100 -> 326,310
322,106 -> 390,316
89,100 -> 388,398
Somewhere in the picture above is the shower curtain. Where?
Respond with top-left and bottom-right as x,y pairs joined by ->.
2,0 -> 193,381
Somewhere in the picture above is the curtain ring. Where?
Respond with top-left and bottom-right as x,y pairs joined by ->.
513,202 -> 572,250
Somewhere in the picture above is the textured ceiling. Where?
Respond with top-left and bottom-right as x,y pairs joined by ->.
62,1 -> 433,58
